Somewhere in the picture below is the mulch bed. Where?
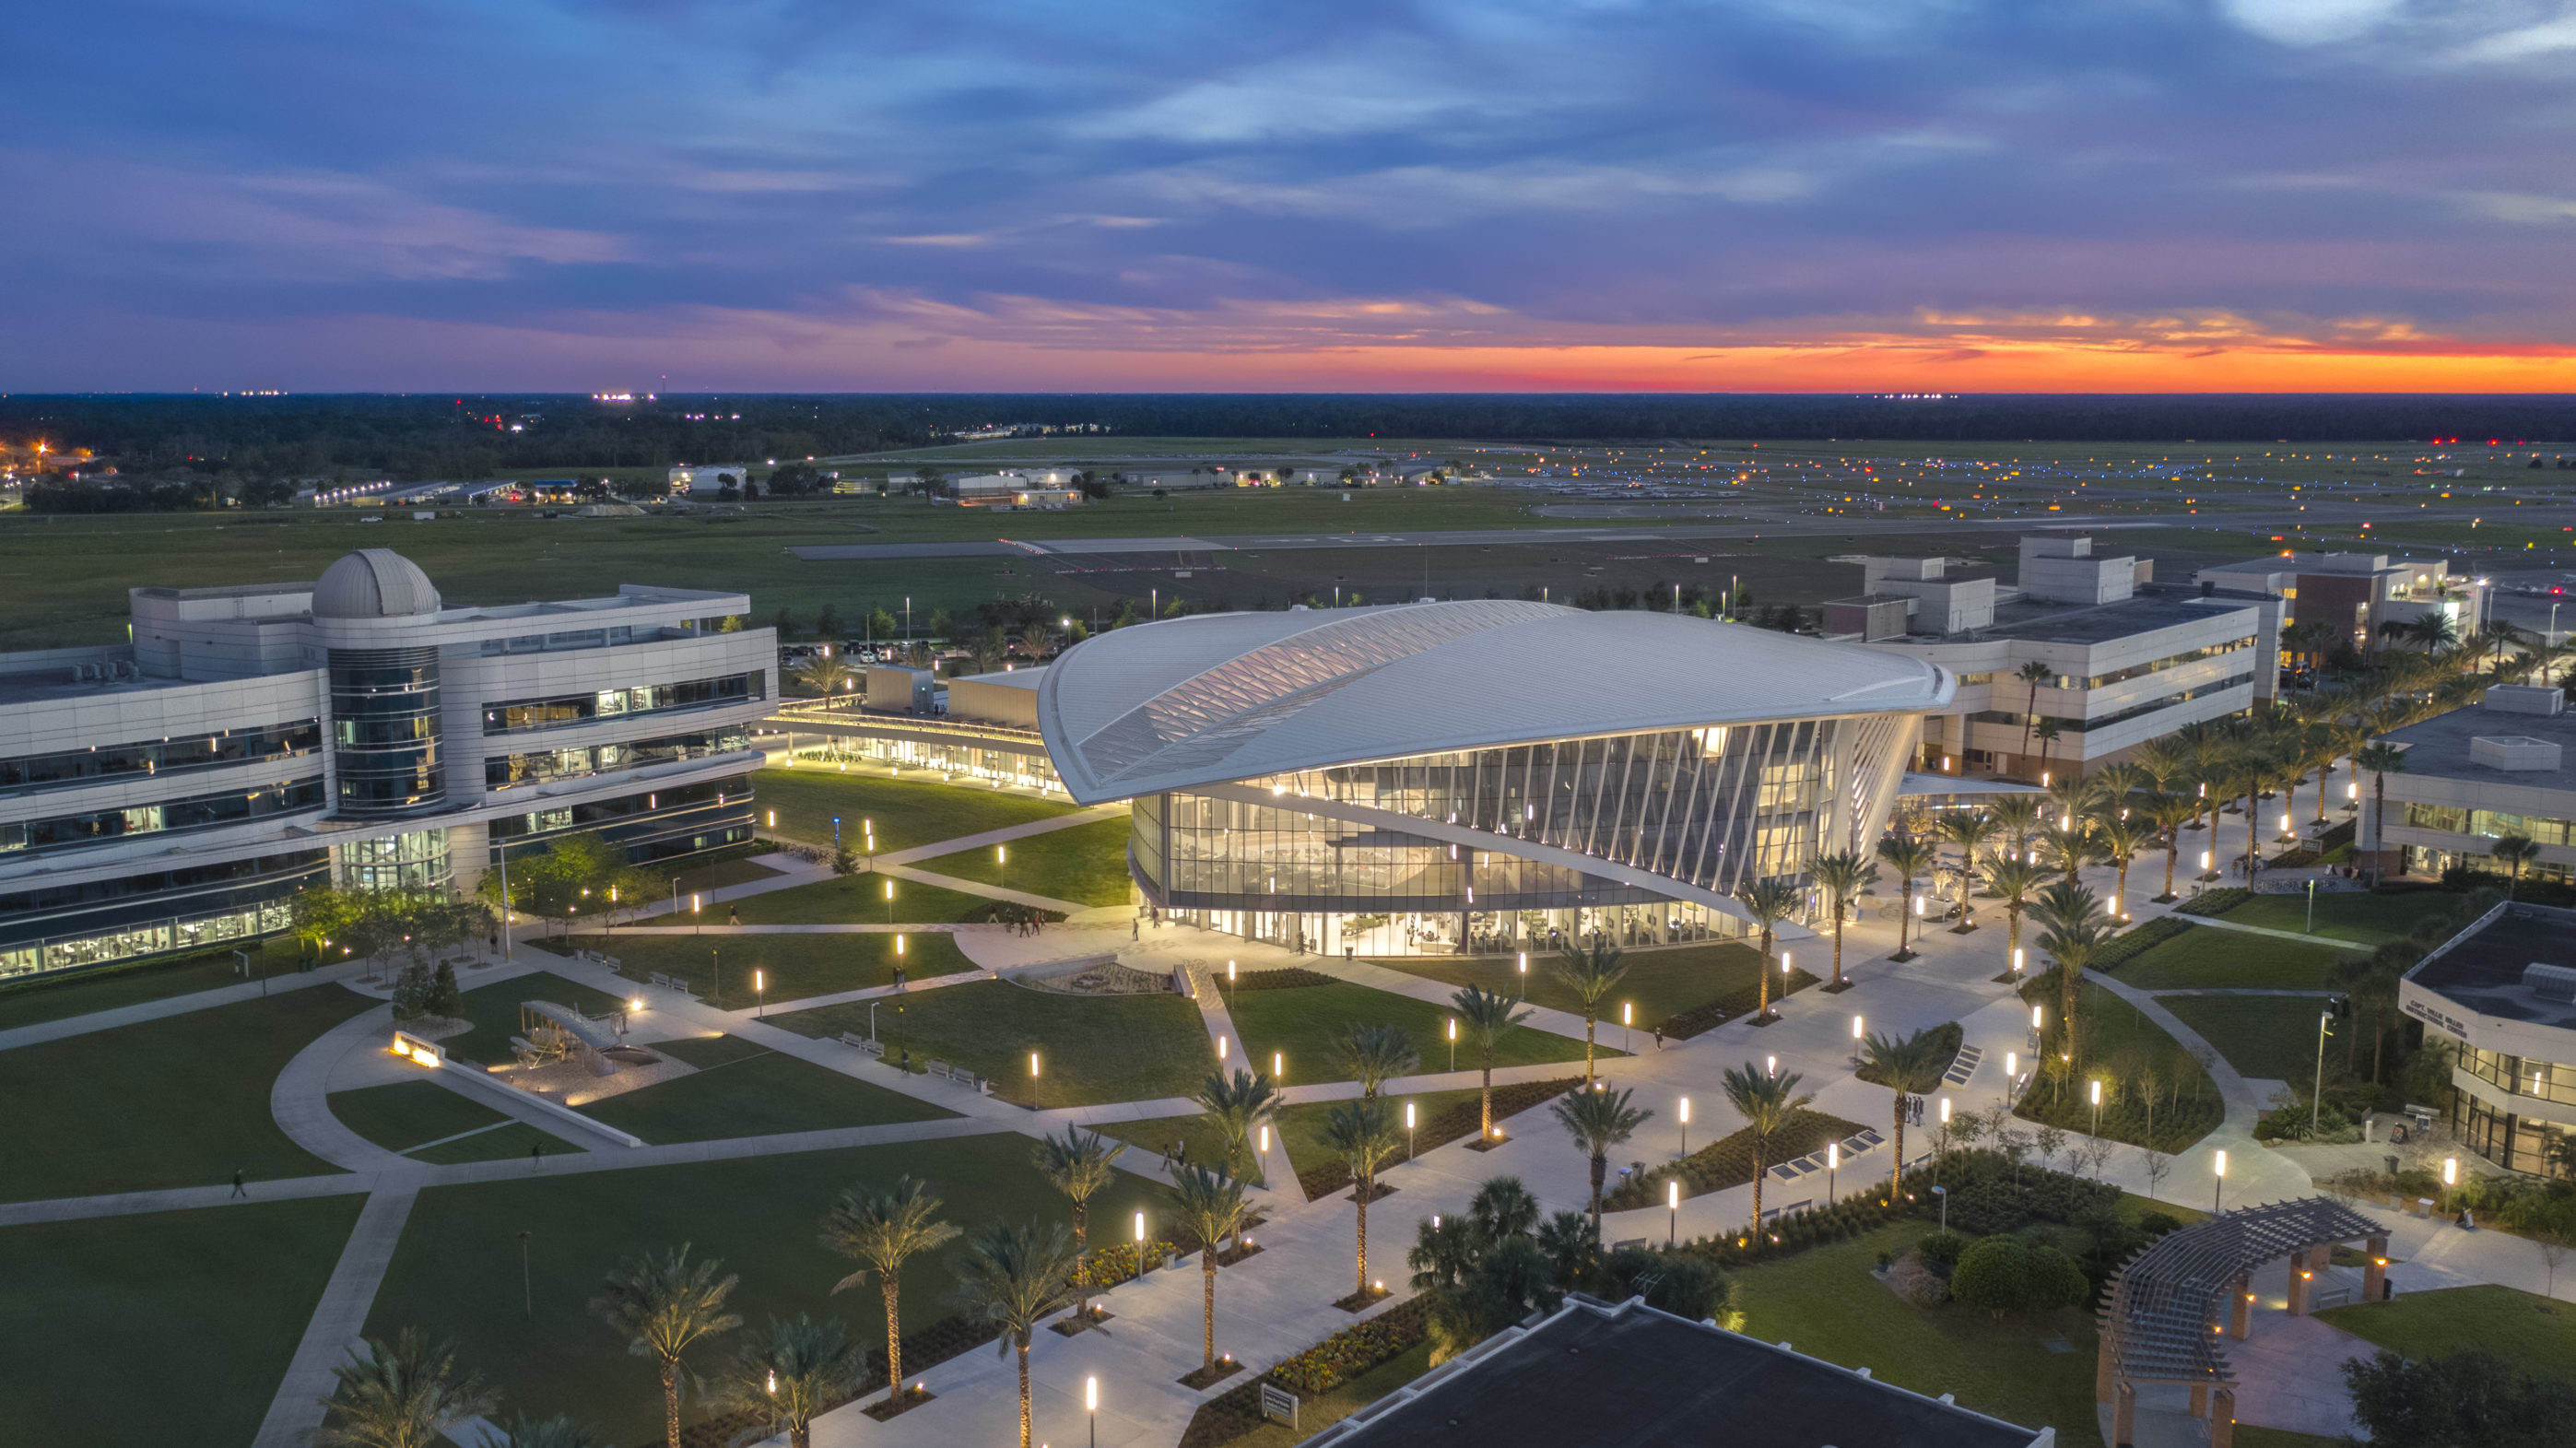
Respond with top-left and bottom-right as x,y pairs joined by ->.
1660,967 -> 1822,1039
1819,978 -> 1857,994
861,1384 -> 937,1421
1294,1077 -> 1580,1195
1334,1285 -> 1394,1313
1049,1305 -> 1115,1336
1179,1359 -> 1246,1390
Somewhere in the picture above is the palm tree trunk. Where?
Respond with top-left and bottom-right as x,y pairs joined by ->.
1832,916 -> 1845,987
1891,1109 -> 1906,1200
2115,861 -> 2129,919
1757,930 -> 1773,1016
1750,1137 -> 1767,1231
664,1363 -> 683,1448
2163,840 -> 2178,899
1355,1177 -> 1370,1296
1201,1260 -> 1217,1370
1897,881 -> 1912,956
793,1427 -> 812,1448
1073,1207 -> 1088,1313
881,1278 -> 904,1400
1590,1153 -> 1606,1234
2371,775 -> 2387,890
1583,1013 -> 1596,1086
1017,1336 -> 1033,1448
1479,1049 -> 1494,1139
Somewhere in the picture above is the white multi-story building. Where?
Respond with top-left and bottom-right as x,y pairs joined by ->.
2194,551 -> 2487,658
0,548 -> 772,981
1830,536 -> 2280,781
2370,684 -> 2576,885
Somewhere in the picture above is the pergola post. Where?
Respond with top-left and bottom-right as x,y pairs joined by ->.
2362,1233 -> 2389,1301
2286,1247 -> 2311,1315
2111,1383 -> 2137,1448
2209,1386 -> 2238,1448
2230,1273 -> 2253,1338
2189,1381 -> 2208,1415
2095,1337 -> 2117,1404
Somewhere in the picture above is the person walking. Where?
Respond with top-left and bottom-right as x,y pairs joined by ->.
230,1168 -> 247,1199
530,1142 -> 544,1171
726,904 -> 740,927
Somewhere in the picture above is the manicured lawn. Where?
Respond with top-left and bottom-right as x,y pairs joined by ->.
703,874 -> 1007,925
0,936 -> 303,1032
0,1195 -> 366,1444
1730,1220 -> 2100,1442
0,983 -> 377,1202
1369,940 -> 1770,1034
1227,981 -> 1596,1086
752,766 -> 1074,853
2218,890 -> 2455,947
2118,925 -> 2349,990
912,815 -> 1135,906
575,1035 -> 956,1144
2316,1284 -> 2576,1383
330,1079 -> 592,1162
2160,993 -> 2334,1084
668,854 -> 783,893
1276,1087 -> 1485,1174
568,930 -> 978,1010
444,970 -> 635,1066
365,1133 -> 1170,1445
2015,980 -> 2224,1153
773,978 -> 1215,1107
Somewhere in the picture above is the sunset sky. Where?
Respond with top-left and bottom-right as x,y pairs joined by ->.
12,1 -> 2576,393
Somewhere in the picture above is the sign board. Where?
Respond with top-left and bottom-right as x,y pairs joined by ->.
1259,1383 -> 1297,1429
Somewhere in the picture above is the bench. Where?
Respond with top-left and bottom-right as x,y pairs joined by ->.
837,1031 -> 885,1057
926,1059 -> 954,1080
646,971 -> 694,997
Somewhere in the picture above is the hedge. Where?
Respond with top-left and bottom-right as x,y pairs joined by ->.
2175,888 -> 2252,917
2092,916 -> 2194,971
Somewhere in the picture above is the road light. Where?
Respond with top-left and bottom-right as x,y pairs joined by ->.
1623,1001 -> 1633,1051
1030,1051 -> 1041,1112
2089,1077 -> 2102,1136
1517,950 -> 1528,975
1087,1375 -> 1099,1448
1827,1141 -> 1840,1204
2442,1155 -> 2458,1212
1273,1051 -> 1284,1083
755,969 -> 765,1018
2214,1148 -> 2228,1214
1765,1054 -> 1776,1077
1679,1096 -> 1691,1158
2032,1004 -> 2044,1033
1217,1034 -> 1228,1061
2012,947 -> 2025,975
1851,1014 -> 1864,1042
1135,1209 -> 1149,1272
1406,1101 -> 1417,1160
1668,1178 -> 1681,1245
1932,1183 -> 1949,1233
1447,1018 -> 1456,1072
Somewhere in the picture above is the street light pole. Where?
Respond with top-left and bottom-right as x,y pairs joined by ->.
518,1230 -> 533,1322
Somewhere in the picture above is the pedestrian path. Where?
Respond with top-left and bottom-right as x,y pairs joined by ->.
0,957 -> 391,1054
271,1002 -> 415,1173
2183,915 -> 2372,950
251,1183 -> 419,1448
868,801 -> 1128,866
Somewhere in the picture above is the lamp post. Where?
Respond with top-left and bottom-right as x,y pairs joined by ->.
1827,1141 -> 1840,1205
755,969 -> 765,1018
2307,877 -> 2317,934
885,878 -> 895,927
693,893 -> 702,935
998,843 -> 1008,891
1678,1096 -> 1690,1159
712,946 -> 721,1007
2442,1155 -> 2457,1214
2311,1007 -> 2336,1137
1135,1209 -> 1150,1273
2089,1077 -> 2102,1138
1273,1051 -> 1284,1086
1622,1001 -> 1632,1053
1086,1375 -> 1099,1448
1446,1018 -> 1456,1073
1668,1178 -> 1680,1245
1932,1183 -> 1948,1234
1406,1101 -> 1417,1161
1030,1051 -> 1042,1112
2214,1148 -> 2228,1215
1517,950 -> 1528,977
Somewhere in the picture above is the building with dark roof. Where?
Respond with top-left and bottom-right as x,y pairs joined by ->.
2403,900 -> 2576,1178
1304,1294 -> 2053,1448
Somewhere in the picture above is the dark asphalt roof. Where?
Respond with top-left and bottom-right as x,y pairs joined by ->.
2411,904 -> 2576,1030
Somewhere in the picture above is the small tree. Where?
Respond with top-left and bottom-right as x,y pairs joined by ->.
1950,1235 -> 2088,1318
586,1246 -> 743,1448
1321,1100 -> 1403,1298
1452,986 -> 1533,1141
1331,1022 -> 1419,1100
2493,835 -> 2542,900
1163,1167 -> 1251,1370
1734,877 -> 1802,1020
1722,1063 -> 1812,1232
947,1220 -> 1080,1448
818,1177 -> 959,1406
1550,1087 -> 1652,1235
1876,835 -> 1936,959
715,1315 -> 865,1448
1547,937 -> 1628,1085
1194,1069 -> 1278,1183
1857,1028 -> 1947,1200
1032,1129 -> 1125,1314
1807,848 -> 1878,989
316,1328 -> 495,1448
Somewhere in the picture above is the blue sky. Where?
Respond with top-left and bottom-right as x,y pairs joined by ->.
8,0 -> 2575,391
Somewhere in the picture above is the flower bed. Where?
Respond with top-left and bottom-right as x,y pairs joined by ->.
1293,1077 -> 1582,1197
1227,967 -> 1340,992
1659,967 -> 1822,1039
1177,1297 -> 1429,1448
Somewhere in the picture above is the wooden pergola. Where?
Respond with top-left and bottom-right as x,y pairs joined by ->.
2096,1195 -> 2388,1447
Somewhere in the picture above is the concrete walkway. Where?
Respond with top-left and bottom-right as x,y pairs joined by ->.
0,957 -> 388,1054
868,802 -> 1128,866
2184,914 -> 2372,950
272,1001 -> 416,1173
252,1183 -> 420,1448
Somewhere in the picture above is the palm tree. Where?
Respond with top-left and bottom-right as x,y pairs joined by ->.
1547,937 -> 1628,1084
1990,794 -> 2044,858
1018,622 -> 1052,661
2035,899 -> 2114,1071
2146,792 -> 2198,901
717,1316 -> 866,1448
2354,742 -> 2407,889
1032,1130 -> 1125,1313
1935,811 -> 1998,924
1193,1069 -> 1279,1183
947,1220 -> 1081,1448
1320,1100 -> 1402,1297
1858,1029 -> 1948,1200
819,1177 -> 959,1406
2014,659 -> 2053,770
1452,985 -> 1534,1141
1549,1085 -> 1652,1234
1167,1165 -> 1252,1364
1807,848 -> 1878,988
1331,1022 -> 1419,1099
795,653 -> 853,699
1721,1063 -> 1814,1232
489,1414 -> 609,1448
2033,718 -> 2064,781
1984,855 -> 2050,977
1734,877 -> 1802,1019
317,1328 -> 495,1448
2038,823 -> 2092,885
2091,816 -> 2155,920
2493,834 -> 2542,899
1876,835 -> 1935,959
588,1246 -> 744,1448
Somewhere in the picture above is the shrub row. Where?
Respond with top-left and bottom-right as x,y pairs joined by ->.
1227,966 -> 1341,992
2174,888 -> 2253,917
1664,1149 -> 2133,1270
2092,916 -> 2194,971
1661,966 -> 1823,1040
1604,1108 -> 1863,1211
1295,1077 -> 1582,1197
1178,1298 -> 1429,1448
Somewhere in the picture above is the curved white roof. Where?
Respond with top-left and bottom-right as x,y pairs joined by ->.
312,548 -> 441,619
1037,601 -> 1954,803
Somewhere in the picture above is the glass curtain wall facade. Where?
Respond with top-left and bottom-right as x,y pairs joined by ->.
329,646 -> 445,815
1133,715 -> 1908,957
